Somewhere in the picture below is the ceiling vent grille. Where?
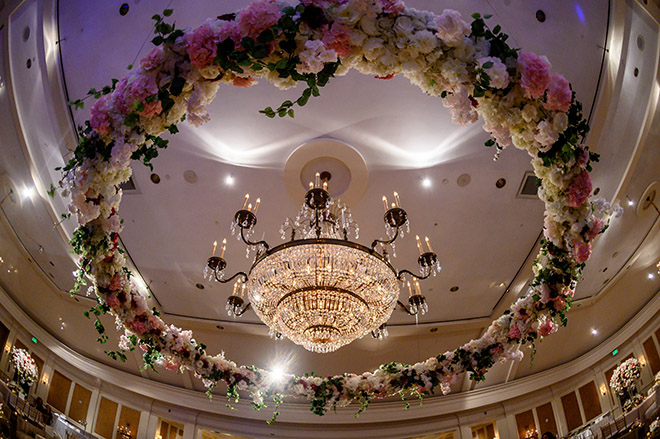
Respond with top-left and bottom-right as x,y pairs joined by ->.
517,171 -> 539,199
119,176 -> 138,193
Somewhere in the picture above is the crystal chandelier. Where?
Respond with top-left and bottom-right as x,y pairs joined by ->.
203,172 -> 440,353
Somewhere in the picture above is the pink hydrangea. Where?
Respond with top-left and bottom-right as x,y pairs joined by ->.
577,148 -> 590,168
567,170 -> 592,207
508,324 -> 521,339
112,77 -> 130,114
90,95 -> 112,135
553,296 -> 567,310
380,0 -> 405,14
237,0 -> 282,39
216,20 -> 241,49
435,9 -> 470,46
539,284 -> 551,304
517,52 -> 551,99
186,24 -> 219,69
539,320 -> 556,337
140,47 -> 165,71
573,239 -> 592,263
544,73 -> 572,112
322,23 -> 352,57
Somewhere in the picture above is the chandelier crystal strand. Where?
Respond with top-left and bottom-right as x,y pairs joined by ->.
204,173 -> 439,353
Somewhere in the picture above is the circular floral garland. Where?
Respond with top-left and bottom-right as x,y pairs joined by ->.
10,348 -> 39,388
610,358 -> 642,396
57,0 -> 622,418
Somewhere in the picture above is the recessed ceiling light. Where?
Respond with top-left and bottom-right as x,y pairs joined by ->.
421,177 -> 431,188
649,273 -> 655,279
21,186 -> 35,199
591,329 -> 598,335
225,175 -> 235,186
270,366 -> 284,382
450,286 -> 459,292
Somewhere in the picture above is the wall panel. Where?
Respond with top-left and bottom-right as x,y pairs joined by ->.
47,370 -> 72,413
515,410 -> 536,439
68,383 -> 92,424
643,337 -> 660,374
561,392 -> 583,432
95,397 -> 118,439
579,381 -> 602,421
536,402 -> 558,435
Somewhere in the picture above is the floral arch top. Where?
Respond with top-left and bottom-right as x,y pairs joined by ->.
59,0 -> 620,418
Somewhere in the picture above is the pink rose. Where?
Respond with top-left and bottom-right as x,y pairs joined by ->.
108,274 -> 122,291
380,0 -> 405,14
139,100 -> 163,118
544,73 -> 572,112
567,170 -> 592,207
553,296 -> 567,310
127,318 -> 147,335
105,294 -> 120,309
508,324 -> 521,339
539,320 -> 556,337
140,47 -> 165,71
577,148 -> 589,168
164,358 -> 180,371
585,217 -> 604,241
232,76 -> 256,88
517,52 -> 551,99
112,77 -> 130,114
90,95 -> 112,135
238,0 -> 282,39
573,239 -> 592,263
322,23 -> 352,57
125,74 -> 158,110
435,9 -> 470,46
186,24 -> 219,69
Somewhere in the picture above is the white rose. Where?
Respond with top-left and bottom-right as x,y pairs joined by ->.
521,103 -> 538,122
360,15 -> 378,36
412,29 -> 438,54
478,56 -> 509,89
435,9 -> 470,46
393,15 -> 414,36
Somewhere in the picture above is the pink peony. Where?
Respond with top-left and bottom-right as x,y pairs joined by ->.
539,320 -> 556,337
125,74 -> 159,108
237,0 -> 282,39
435,9 -> 470,46
186,24 -> 219,69
322,23 -> 352,57
140,47 -> 165,71
216,20 -> 241,48
90,95 -> 112,135
573,239 -> 592,263
508,324 -> 521,339
567,170 -> 592,207
544,73 -> 572,112
105,294 -> 120,309
517,52 -> 551,99
577,148 -> 590,168
112,77 -> 130,114
232,76 -> 256,88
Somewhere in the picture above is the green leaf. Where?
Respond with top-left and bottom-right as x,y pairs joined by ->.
484,139 -> 495,147
482,61 -> 493,69
287,109 -> 294,118
152,14 -> 161,21
471,13 -> 481,19
170,76 -> 186,96
163,9 -> 173,17
484,13 -> 493,19
493,25 -> 501,34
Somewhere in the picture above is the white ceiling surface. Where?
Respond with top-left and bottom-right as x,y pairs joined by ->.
2,0 -> 660,396
57,1 -> 609,324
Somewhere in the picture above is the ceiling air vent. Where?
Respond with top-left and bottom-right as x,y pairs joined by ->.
517,171 -> 539,199
119,176 -> 138,194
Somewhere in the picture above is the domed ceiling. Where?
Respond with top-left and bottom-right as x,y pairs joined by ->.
0,0 -> 659,400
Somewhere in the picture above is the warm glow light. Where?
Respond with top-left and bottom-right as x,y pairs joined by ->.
640,356 -> 647,366
270,366 -> 284,383
600,385 -> 607,395
225,175 -> 234,186
21,186 -> 35,200
4,342 -> 10,352
591,329 -> 598,335
43,374 -> 49,385
421,177 -> 432,188
649,273 -> 655,279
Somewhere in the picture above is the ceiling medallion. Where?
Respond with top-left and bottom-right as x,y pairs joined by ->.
203,172 -> 440,353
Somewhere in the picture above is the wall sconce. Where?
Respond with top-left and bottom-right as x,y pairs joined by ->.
640,357 -> 647,366
600,385 -> 607,395
42,374 -> 49,385
4,342 -> 11,353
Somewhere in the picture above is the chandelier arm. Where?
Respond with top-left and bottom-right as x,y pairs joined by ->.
235,302 -> 252,316
396,300 -> 417,315
396,269 -> 431,282
370,226 -> 399,251
214,271 -> 248,284
240,226 -> 270,251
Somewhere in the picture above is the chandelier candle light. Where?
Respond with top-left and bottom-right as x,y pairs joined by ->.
204,173 -> 440,353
